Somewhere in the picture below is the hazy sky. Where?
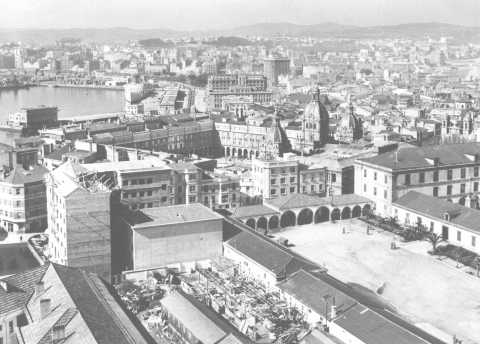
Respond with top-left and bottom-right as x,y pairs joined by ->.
2,0 -> 479,30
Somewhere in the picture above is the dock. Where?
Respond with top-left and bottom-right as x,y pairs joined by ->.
59,112 -> 126,125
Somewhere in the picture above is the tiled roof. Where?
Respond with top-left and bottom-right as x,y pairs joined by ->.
2,165 -> 49,185
230,205 -> 279,219
357,143 -> 480,171
0,264 -> 48,316
266,193 -> 325,210
121,204 -> 223,227
225,218 -> 323,276
318,193 -> 371,207
161,291 -> 253,344
276,270 -> 357,319
43,143 -> 73,161
53,264 -> 143,344
333,304 -> 429,344
393,191 -> 480,234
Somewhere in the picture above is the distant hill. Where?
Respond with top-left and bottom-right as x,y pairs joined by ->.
138,38 -> 166,47
1,22 -> 480,44
203,36 -> 254,46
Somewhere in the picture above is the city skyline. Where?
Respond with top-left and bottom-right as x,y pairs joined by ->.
1,0 -> 480,31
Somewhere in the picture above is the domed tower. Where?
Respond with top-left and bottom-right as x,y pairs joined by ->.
303,86 -> 330,149
262,109 -> 292,158
336,98 -> 363,143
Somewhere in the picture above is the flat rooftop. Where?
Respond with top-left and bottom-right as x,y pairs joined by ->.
60,112 -> 126,123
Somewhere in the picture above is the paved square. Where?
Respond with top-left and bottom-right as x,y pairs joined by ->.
274,219 -> 480,344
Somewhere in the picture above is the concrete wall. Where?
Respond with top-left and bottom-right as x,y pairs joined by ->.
133,218 -> 223,270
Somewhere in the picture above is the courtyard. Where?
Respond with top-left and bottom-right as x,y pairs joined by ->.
274,219 -> 480,344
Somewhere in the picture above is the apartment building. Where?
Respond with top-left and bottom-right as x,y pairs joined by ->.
355,143 -> 480,216
263,56 -> 291,85
8,105 -> 58,129
252,153 -> 327,201
0,165 -> 49,234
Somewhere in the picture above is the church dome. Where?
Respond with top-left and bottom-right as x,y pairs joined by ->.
340,105 -> 361,129
304,86 -> 329,121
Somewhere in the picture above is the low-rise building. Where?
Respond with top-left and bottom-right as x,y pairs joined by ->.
8,105 -> 58,129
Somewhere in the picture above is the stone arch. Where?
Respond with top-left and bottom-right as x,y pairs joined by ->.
280,211 -> 296,228
341,207 -> 351,220
352,205 -> 362,218
331,208 -> 341,221
459,197 -> 466,206
243,149 -> 248,157
226,147 -> 230,157
250,150 -> 255,158
362,204 -> 371,216
232,148 -> 237,157
257,217 -> 268,230
269,216 -> 279,230
237,149 -> 242,157
315,206 -> 330,223
246,218 -> 256,229
256,151 -> 260,158
297,208 -> 313,225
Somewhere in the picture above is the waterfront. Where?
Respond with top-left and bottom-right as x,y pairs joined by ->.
0,86 -> 125,124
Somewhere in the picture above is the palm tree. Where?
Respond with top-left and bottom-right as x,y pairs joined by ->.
385,216 -> 399,232
422,232 -> 446,254
363,207 -> 374,220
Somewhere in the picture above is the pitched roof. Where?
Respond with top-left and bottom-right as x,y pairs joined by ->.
43,143 -> 73,161
333,304 -> 429,344
357,143 -> 480,171
53,264 -> 144,344
225,219 -> 323,276
2,165 -> 49,185
230,205 -> 279,219
266,193 -> 325,210
0,264 -> 48,316
121,204 -> 223,228
393,191 -> 480,234
161,291 -> 253,344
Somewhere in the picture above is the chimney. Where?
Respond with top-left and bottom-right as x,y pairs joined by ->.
40,299 -> 51,318
331,305 -> 337,318
35,281 -> 45,297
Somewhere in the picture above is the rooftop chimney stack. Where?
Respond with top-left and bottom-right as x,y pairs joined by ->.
331,305 -> 337,319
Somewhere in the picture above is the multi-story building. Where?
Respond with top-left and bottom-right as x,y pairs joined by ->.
0,146 -> 39,170
45,161 -> 112,280
355,143 -> 480,217
8,105 -> 58,129
0,165 -> 49,234
263,56 -> 291,85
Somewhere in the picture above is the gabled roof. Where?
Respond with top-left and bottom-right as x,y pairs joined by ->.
266,193 -> 325,210
225,219 -> 323,277
2,165 -> 49,185
43,143 -> 73,161
0,264 -> 48,316
230,205 -> 279,219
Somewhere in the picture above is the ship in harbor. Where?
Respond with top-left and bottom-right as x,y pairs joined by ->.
124,83 -> 149,103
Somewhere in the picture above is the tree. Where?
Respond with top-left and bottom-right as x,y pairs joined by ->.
422,231 -> 446,254
451,248 -> 463,268
363,207 -> 374,219
385,216 -> 399,233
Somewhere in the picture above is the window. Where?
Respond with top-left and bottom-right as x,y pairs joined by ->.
433,187 -> 439,197
189,196 -> 196,203
460,184 -> 466,193
189,186 -> 196,192
161,184 -> 167,190
161,197 -> 167,202
271,189 -> 277,195
430,221 -> 434,231
475,182 -> 479,192
271,179 -> 276,185
447,185 -> 452,195
16,189 -> 20,195
457,231 -> 461,242
405,174 -> 411,185
302,175 -> 307,181
302,186 -> 307,192
232,194 -> 236,201
290,187 -> 295,193
147,203 -> 153,208
461,168 -> 466,179
384,190 -> 387,199
364,184 -> 367,192
280,178 -> 286,184
433,171 -> 439,182
290,167 -> 295,173
472,236 -> 476,247
9,321 -> 13,333
384,175 -> 387,184
147,191 -> 153,196
419,173 -> 425,183
222,195 -> 228,203
131,179 -> 137,185
447,170 -> 453,180
139,191 -> 145,197
178,197 -> 182,203
147,178 -> 153,184
290,177 -> 295,183
475,167 -> 479,177
394,208 -> 398,216
332,174 -> 337,182
189,174 -> 196,181
123,193 -> 128,199
177,186 -> 182,193
139,179 -> 145,185
374,187 -> 377,196
364,169 -> 367,177
406,212 -> 410,222
281,188 -> 286,194
311,185 -> 315,191
139,204 -> 145,209
374,172 -> 377,181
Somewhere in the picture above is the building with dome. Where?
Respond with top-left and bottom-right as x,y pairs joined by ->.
440,92 -> 476,140
302,86 -> 331,150
335,98 -> 363,143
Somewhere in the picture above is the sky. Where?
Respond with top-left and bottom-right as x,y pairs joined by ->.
1,0 -> 479,31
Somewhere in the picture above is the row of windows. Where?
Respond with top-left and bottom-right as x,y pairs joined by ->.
124,178 -> 154,186
302,185 -> 323,192
432,182 -> 478,197
271,177 -> 295,185
123,191 -> 154,198
366,167 -> 480,185
271,187 -> 296,195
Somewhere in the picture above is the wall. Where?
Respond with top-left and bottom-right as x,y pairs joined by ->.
133,218 -> 223,270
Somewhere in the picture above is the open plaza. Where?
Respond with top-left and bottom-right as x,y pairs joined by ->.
273,219 -> 480,344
